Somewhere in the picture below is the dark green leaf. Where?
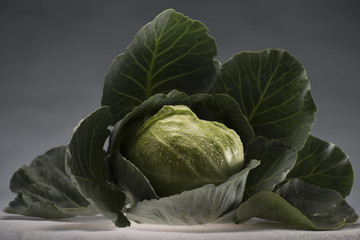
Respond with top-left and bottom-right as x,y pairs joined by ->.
5,192 -> 72,219
285,135 -> 354,197
190,93 -> 255,149
235,191 -> 319,229
244,137 -> 297,197
5,146 -> 97,219
112,150 -> 158,203
277,180 -> 358,228
127,160 -> 259,225
102,9 -> 217,122
65,107 -> 130,227
236,180 -> 358,230
213,49 -> 317,150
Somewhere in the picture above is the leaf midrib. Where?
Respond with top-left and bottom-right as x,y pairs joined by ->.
248,60 -> 281,122
146,14 -> 170,98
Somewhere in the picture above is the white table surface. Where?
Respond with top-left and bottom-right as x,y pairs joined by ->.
1,211 -> 360,240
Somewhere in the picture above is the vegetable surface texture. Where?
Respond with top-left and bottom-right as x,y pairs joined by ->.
5,9 -> 358,230
125,105 -> 244,197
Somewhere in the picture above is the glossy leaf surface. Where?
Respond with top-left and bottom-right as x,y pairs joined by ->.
286,135 -> 354,197
102,9 -> 217,122
236,180 -> 358,230
277,180 -> 358,228
212,49 -> 317,150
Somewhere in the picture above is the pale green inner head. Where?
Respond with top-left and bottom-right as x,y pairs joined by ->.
125,105 -> 244,197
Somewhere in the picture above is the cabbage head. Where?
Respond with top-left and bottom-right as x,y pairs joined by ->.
125,105 -> 244,197
7,9 -> 357,231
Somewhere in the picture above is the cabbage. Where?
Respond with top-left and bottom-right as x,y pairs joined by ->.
125,105 -> 244,197
6,9 -> 357,230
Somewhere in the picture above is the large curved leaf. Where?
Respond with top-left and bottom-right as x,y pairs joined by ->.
112,150 -> 158,204
212,49 -> 317,150
5,146 -> 97,219
235,181 -> 358,231
190,93 -> 255,149
244,137 -> 297,197
285,135 -> 354,197
127,160 -> 259,225
235,191 -> 320,230
277,180 -> 358,227
65,107 -> 130,227
102,9 -> 217,122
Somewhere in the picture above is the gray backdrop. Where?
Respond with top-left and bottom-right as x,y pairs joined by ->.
1,0 -> 359,216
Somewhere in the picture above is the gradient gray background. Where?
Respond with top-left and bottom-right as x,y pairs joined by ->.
1,0 -> 359,215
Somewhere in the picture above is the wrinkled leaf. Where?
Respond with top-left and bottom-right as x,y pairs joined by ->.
212,49 -> 317,150
190,93 -> 255,149
5,192 -> 73,219
65,107 -> 130,227
236,180 -> 358,230
127,160 -> 259,225
4,146 -> 97,219
244,137 -> 297,197
286,135 -> 354,197
102,9 -> 217,122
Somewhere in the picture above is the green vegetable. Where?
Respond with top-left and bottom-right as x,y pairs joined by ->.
125,105 -> 244,197
5,9 -> 358,230
4,146 -> 98,219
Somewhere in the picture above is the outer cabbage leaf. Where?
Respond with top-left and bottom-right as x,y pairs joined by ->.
4,146 -> 97,219
235,191 -> 320,230
277,180 -> 358,227
285,135 -> 354,197
107,90 -> 255,199
111,150 -> 158,204
109,90 -> 253,163
102,9 -> 217,122
127,160 -> 259,225
190,93 -> 255,149
65,107 -> 130,227
235,180 -> 358,230
212,49 -> 317,150
244,137 -> 297,197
